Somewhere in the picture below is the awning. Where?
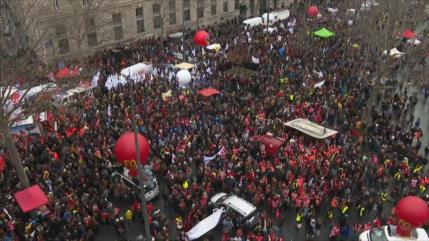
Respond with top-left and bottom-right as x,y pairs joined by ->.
55,67 -> 80,79
198,88 -> 221,97
253,134 -> 285,156
284,118 -> 337,139
206,43 -> 221,51
14,185 -> 48,213
174,62 -> 195,70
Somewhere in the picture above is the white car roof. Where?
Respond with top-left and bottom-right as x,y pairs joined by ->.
222,195 -> 257,217
210,192 -> 227,204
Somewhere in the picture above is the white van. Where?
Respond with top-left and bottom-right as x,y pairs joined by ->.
209,193 -> 260,228
262,10 -> 290,26
359,225 -> 429,241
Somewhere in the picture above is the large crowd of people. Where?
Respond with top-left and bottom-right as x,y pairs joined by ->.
1,1 -> 428,241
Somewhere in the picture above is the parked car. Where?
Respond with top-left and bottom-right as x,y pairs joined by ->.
359,225 -> 429,241
209,193 -> 260,229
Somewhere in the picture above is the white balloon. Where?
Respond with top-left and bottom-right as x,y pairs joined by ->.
177,69 -> 192,88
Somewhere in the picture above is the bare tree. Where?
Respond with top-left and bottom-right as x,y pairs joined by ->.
153,0 -> 169,37
0,1 -> 61,188
194,0 -> 208,28
50,0 -> 112,59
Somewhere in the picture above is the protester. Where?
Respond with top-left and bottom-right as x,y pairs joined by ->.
0,1 -> 427,241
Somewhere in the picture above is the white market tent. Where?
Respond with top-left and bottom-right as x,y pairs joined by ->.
206,43 -> 221,51
284,118 -> 337,139
174,62 -> 195,70
243,17 -> 263,27
120,63 -> 152,81
168,32 -> 183,38
382,48 -> 404,58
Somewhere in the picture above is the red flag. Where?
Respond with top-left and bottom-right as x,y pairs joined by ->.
0,155 -> 5,172
53,152 -> 59,161
11,92 -> 20,104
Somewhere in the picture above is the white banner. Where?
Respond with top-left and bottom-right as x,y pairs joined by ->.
203,147 -> 225,165
186,208 -> 225,240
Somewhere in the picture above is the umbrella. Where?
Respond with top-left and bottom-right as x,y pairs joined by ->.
402,29 -> 416,39
314,28 -> 335,38
197,88 -> 221,97
15,185 -> 49,213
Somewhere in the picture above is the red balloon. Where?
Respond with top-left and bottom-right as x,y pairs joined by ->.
395,196 -> 429,237
194,30 -> 209,46
114,132 -> 150,166
307,6 -> 319,17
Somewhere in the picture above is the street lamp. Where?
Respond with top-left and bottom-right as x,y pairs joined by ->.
127,74 -> 151,241
182,0 -> 187,61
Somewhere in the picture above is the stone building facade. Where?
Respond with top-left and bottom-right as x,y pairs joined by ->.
5,0 -> 292,60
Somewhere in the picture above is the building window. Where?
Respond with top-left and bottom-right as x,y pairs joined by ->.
211,0 -> 216,15
136,7 -> 145,33
223,1 -> 228,12
53,0 -> 60,10
114,26 -> 123,40
183,0 -> 190,21
86,17 -> 96,30
112,13 -> 123,40
235,0 -> 240,10
168,0 -> 176,25
55,24 -> 69,54
87,32 -> 97,46
86,17 -> 97,46
183,0 -> 190,8
112,13 -> 122,25
153,4 -> 161,29
58,38 -> 69,54
197,0 -> 204,18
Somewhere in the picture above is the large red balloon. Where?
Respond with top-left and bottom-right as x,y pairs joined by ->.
394,196 -> 429,237
114,132 -> 150,167
194,31 -> 209,46
307,6 -> 319,17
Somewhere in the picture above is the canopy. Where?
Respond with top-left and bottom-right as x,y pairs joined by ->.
314,28 -> 335,38
168,32 -> 183,38
243,17 -> 262,27
284,118 -> 337,139
120,63 -> 152,80
382,48 -> 404,58
198,88 -> 221,97
206,43 -> 221,51
253,134 -> 285,156
186,208 -> 225,240
174,62 -> 195,70
402,29 -> 416,39
55,66 -> 79,79
15,185 -> 48,213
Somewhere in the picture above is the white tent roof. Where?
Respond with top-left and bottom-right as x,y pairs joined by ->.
284,118 -> 337,139
382,48 -> 404,58
120,63 -> 152,79
243,17 -> 262,27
